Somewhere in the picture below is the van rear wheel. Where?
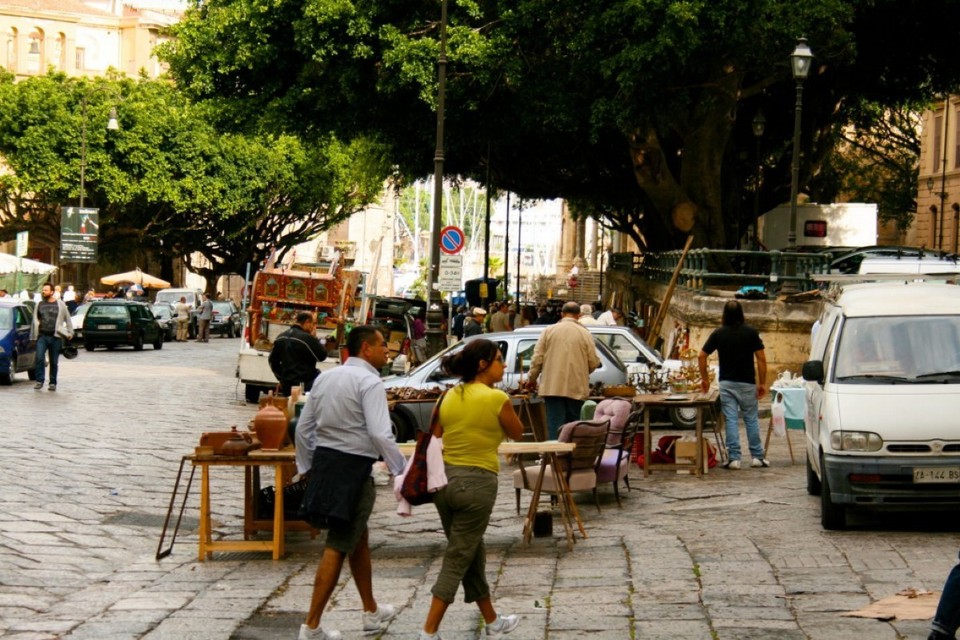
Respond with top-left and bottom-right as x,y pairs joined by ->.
820,456 -> 846,530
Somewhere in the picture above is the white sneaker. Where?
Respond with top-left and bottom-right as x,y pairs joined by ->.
362,603 -> 397,635
418,631 -> 442,640
298,623 -> 342,640
722,459 -> 741,470
486,614 -> 521,639
751,458 -> 770,468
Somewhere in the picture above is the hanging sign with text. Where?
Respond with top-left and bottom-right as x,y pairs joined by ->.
60,206 -> 99,263
438,254 -> 463,291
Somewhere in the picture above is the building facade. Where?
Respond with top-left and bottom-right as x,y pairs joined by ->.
910,95 -> 960,253
0,0 -> 180,81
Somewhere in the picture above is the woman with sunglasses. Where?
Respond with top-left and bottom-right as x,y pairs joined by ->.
418,338 -> 524,640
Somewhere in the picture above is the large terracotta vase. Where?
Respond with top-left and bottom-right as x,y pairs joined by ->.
254,404 -> 288,450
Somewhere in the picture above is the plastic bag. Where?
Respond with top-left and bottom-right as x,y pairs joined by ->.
771,392 -> 787,437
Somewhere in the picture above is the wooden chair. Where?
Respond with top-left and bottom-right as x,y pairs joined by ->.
512,419 -> 610,513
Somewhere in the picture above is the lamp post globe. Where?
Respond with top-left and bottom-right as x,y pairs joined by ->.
782,37 -> 814,295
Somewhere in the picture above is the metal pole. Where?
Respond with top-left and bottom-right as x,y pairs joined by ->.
426,0 -> 448,303
482,144 -> 491,309
939,97 -> 949,251
598,226 -> 604,305
424,0 -> 448,357
753,136 -> 762,250
80,96 -> 87,208
504,191 -> 510,301
781,77 -> 804,295
515,199 -> 522,305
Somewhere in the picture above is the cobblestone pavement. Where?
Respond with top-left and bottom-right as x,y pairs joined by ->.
1,337 -> 957,640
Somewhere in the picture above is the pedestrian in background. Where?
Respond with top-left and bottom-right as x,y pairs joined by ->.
411,308 -> 427,363
524,301 -> 600,439
418,339 -> 523,640
30,282 -> 73,391
489,301 -> 512,332
579,303 -> 600,326
452,305 -> 466,340
269,311 -> 327,396
698,299 -> 769,469
295,326 -> 406,640
197,294 -> 213,342
463,307 -> 486,337
596,306 -> 623,326
174,296 -> 191,342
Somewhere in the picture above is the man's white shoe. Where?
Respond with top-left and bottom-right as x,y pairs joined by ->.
298,623 -> 342,640
486,614 -> 521,639
362,603 -> 397,635
723,459 -> 741,470
751,458 -> 771,468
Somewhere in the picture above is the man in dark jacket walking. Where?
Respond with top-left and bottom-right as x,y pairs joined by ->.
269,311 -> 327,396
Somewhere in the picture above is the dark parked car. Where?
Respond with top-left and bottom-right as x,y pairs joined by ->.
210,300 -> 241,337
150,303 -> 177,341
83,300 -> 164,351
0,299 -> 36,384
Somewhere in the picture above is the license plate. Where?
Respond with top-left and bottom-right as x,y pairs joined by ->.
98,324 -> 117,330
913,467 -> 960,483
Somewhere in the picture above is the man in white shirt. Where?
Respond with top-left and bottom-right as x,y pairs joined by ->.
295,326 -> 405,640
596,307 -> 623,326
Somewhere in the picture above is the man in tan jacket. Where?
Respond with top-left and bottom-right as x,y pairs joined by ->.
524,301 -> 600,439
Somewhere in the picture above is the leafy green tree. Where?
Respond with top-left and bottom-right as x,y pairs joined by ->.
163,0 -> 960,250
0,73 -> 389,290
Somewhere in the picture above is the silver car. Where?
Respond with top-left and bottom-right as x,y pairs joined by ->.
383,331 -> 627,442
516,324 -> 699,429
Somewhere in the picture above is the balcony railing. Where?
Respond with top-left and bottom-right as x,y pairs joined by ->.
623,249 -> 834,294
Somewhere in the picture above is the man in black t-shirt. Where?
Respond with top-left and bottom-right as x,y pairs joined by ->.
269,311 -> 327,396
698,300 -> 768,470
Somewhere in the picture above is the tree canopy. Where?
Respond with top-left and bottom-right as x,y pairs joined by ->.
163,0 -> 960,251
0,72 -> 389,289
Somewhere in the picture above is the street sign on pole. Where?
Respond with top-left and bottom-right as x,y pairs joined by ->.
439,225 -> 465,255
438,254 -> 462,290
60,206 -> 99,263
15,231 -> 27,257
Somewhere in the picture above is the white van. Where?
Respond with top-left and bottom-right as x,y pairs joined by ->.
802,282 -> 960,529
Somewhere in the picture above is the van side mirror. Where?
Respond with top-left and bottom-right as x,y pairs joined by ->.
802,360 -> 824,384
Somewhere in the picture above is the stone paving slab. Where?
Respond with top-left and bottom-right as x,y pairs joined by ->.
2,338 -> 959,639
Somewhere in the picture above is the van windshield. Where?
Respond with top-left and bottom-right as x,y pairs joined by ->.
835,316 -> 960,383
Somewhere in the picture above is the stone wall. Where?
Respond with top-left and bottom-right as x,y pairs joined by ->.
633,279 -> 822,388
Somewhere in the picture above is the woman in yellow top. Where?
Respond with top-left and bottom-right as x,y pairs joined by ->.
418,339 -> 524,640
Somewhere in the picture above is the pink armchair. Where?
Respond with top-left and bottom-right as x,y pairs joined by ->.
594,398 -> 640,506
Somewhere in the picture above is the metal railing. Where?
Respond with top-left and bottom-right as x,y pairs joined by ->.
638,249 -> 833,294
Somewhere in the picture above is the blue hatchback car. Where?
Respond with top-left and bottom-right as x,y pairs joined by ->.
0,298 -> 37,384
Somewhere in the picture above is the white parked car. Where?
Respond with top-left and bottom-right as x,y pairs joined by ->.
70,302 -> 92,339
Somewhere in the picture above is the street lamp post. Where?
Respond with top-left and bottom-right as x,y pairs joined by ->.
425,0 -> 449,357
79,98 -> 118,208
750,111 -> 766,250
781,38 -> 813,295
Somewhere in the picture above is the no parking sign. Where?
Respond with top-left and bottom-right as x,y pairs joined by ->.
440,226 -> 465,255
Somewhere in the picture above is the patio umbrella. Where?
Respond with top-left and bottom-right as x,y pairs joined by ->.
100,268 -> 170,289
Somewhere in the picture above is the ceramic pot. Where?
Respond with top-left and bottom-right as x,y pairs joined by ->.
254,404 -> 288,450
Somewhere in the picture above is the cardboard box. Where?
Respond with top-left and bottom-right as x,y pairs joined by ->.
674,439 -> 710,474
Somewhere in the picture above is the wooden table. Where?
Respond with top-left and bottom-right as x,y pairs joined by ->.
191,448 -> 301,561
635,390 -> 720,478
